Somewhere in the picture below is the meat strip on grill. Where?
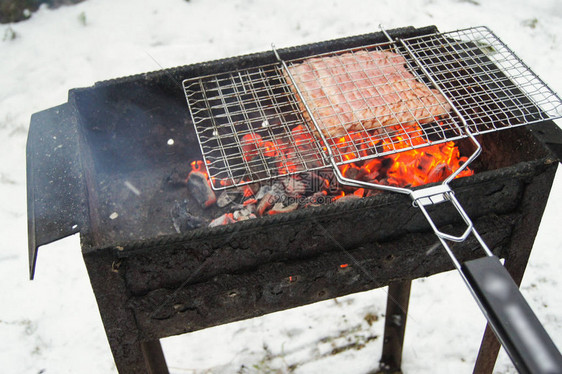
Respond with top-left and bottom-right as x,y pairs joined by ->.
286,50 -> 452,138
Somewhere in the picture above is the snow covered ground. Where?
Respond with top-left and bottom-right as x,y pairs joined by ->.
1,0 -> 561,373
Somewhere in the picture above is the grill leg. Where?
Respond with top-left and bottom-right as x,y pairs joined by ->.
83,251 -> 170,374
141,340 -> 169,374
378,280 -> 412,373
473,326 -> 500,374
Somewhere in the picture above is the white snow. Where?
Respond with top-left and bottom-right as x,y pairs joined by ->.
1,0 -> 561,373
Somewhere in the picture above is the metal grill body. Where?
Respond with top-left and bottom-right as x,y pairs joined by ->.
26,25 -> 562,374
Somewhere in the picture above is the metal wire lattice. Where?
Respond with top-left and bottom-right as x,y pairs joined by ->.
183,27 -> 562,189
184,64 -> 328,188
400,26 -> 562,135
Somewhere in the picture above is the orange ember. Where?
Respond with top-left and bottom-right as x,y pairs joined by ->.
330,123 -> 473,188
190,159 -> 215,184
241,133 -> 264,161
201,122 -> 472,202
192,122 -> 474,226
190,160 -> 205,173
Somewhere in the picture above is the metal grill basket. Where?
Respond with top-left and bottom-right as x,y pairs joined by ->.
183,26 -> 562,190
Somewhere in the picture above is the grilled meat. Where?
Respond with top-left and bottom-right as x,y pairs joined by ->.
286,50 -> 451,138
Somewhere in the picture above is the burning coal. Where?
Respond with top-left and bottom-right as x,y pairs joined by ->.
183,122 -> 473,228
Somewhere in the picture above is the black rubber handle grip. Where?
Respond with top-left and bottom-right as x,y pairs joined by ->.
463,256 -> 562,374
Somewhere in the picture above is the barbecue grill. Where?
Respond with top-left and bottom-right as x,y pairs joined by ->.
26,25 -> 562,373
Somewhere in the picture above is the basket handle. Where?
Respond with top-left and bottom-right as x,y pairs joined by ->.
411,185 -> 562,373
463,255 -> 562,374
410,185 -> 477,244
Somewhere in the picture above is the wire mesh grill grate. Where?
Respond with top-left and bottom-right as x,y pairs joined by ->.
184,64 -> 328,188
183,27 -> 562,189
400,26 -> 562,136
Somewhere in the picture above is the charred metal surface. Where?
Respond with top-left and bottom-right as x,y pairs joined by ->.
127,213 -> 514,340
83,249 -> 148,374
529,121 -> 562,161
119,154 -> 549,296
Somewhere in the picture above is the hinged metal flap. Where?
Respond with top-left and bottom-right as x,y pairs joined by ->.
27,103 -> 86,279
